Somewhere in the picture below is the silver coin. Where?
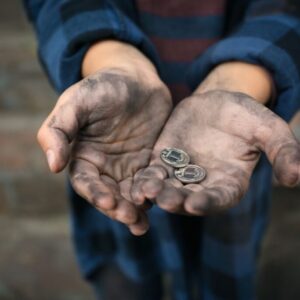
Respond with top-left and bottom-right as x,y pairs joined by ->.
174,164 -> 206,183
160,148 -> 190,168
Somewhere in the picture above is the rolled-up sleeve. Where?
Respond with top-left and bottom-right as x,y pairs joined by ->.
187,2 -> 300,121
23,0 -> 158,92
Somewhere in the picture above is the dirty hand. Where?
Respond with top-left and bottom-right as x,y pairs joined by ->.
37,41 -> 172,235
131,63 -> 300,216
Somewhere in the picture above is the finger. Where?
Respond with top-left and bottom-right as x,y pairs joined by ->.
119,177 -> 133,201
258,117 -> 300,187
131,177 -> 164,205
272,141 -> 300,187
184,182 -> 243,215
119,178 -> 150,236
37,90 -> 79,173
70,159 -> 143,226
106,197 -> 140,225
183,183 -> 204,193
119,177 -> 152,211
141,178 -> 164,201
128,211 -> 150,236
148,178 -> 184,213
69,159 -> 116,210
155,184 -> 186,213
131,165 -> 168,205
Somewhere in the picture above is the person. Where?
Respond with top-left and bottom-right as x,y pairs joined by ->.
23,0 -> 300,299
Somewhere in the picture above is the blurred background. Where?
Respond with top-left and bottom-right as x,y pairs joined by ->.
0,1 -> 300,300
0,1 -> 94,299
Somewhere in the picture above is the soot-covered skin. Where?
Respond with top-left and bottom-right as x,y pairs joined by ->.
37,68 -> 172,235
131,90 -> 300,216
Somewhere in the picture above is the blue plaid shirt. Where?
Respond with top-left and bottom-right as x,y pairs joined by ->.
23,1 -> 300,299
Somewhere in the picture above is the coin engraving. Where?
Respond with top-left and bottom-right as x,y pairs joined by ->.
174,165 -> 206,183
160,148 -> 190,168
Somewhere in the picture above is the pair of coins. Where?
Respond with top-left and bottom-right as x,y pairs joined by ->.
160,148 -> 206,183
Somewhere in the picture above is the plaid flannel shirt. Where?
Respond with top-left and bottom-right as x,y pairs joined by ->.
23,0 -> 300,299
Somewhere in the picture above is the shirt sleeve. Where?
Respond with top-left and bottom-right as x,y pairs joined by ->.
22,0 -> 158,93
187,1 -> 300,121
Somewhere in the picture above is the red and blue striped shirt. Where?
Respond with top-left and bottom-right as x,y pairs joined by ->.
136,0 -> 226,102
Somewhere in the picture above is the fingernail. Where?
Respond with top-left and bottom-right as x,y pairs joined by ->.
46,150 -> 55,171
129,226 -> 148,236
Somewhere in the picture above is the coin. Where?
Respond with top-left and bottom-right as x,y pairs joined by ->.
174,164 -> 206,183
160,148 -> 190,168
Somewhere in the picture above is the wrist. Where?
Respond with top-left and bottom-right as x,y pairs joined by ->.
82,40 -> 159,83
194,62 -> 275,104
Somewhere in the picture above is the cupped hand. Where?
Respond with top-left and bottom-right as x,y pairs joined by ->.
131,90 -> 300,215
37,67 -> 172,235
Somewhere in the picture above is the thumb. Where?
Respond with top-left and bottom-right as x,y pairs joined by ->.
272,140 -> 300,187
37,98 -> 79,173
259,117 -> 300,187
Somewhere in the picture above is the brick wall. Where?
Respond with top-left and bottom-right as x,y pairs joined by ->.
0,2 -> 66,217
0,1 -> 93,299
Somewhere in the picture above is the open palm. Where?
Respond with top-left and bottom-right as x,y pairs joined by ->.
131,90 -> 300,215
38,68 -> 172,234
